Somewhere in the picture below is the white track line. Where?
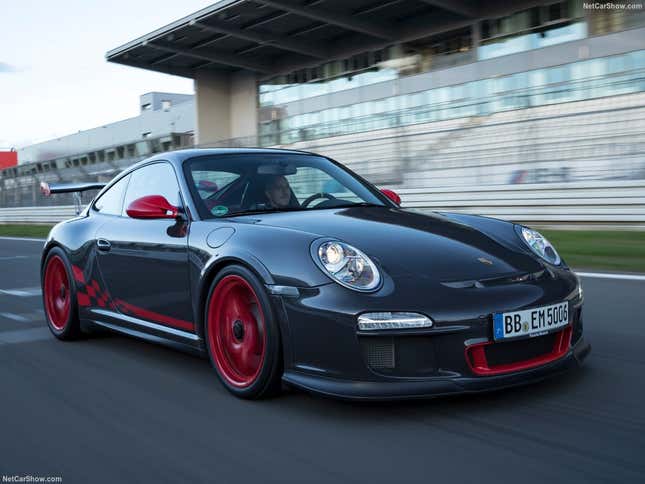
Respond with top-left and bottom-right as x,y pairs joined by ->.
577,272 -> 645,281
0,236 -> 45,242
0,287 -> 42,297
0,312 -> 30,322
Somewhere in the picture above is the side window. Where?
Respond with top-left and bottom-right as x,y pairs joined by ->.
123,163 -> 181,217
191,169 -> 242,213
192,170 -> 240,200
94,175 -> 130,215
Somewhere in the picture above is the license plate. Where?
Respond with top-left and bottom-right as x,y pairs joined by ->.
493,301 -> 569,341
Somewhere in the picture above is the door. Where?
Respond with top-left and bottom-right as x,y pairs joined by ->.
95,162 -> 194,333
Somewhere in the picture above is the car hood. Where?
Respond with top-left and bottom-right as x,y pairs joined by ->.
232,207 -> 543,281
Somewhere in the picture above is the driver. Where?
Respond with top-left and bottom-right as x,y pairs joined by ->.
264,175 -> 294,208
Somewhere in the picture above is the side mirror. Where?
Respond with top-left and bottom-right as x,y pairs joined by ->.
126,195 -> 179,219
380,188 -> 401,206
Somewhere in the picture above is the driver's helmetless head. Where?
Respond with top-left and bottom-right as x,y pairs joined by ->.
265,175 -> 291,208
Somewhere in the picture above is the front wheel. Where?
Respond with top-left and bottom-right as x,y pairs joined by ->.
204,265 -> 283,399
42,247 -> 81,340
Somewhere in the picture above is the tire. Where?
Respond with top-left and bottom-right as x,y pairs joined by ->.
204,265 -> 283,399
42,247 -> 81,340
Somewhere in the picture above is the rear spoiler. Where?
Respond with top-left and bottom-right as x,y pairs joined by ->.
39,181 -> 106,196
40,181 -> 107,215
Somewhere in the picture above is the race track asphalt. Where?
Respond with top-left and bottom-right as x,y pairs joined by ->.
0,238 -> 643,484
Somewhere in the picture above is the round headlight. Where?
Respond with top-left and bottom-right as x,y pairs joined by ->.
520,227 -> 561,265
316,241 -> 381,291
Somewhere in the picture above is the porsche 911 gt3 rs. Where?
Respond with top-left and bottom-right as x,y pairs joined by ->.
40,148 -> 590,399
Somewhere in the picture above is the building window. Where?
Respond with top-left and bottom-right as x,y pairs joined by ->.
260,49 -> 645,146
258,26 -> 473,108
478,0 -> 585,60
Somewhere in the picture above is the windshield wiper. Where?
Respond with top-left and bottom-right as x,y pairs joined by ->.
218,207 -> 307,218
216,203 -> 384,218
310,202 -> 385,210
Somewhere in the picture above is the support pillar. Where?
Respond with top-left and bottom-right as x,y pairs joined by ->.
194,71 -> 258,146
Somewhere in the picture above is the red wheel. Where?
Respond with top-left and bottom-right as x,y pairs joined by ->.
44,255 -> 71,330
42,248 -> 81,340
207,275 -> 266,387
205,266 -> 282,398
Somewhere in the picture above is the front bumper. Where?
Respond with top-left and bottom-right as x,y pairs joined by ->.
283,337 -> 591,400
274,267 -> 588,400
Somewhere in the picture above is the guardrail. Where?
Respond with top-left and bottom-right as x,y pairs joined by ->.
1,180 -> 644,226
0,205 -> 77,224
397,180 -> 645,224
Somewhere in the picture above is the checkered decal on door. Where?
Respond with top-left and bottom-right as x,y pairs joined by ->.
71,264 -> 114,309
70,261 -> 193,331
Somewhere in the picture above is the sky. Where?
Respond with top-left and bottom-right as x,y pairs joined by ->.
0,0 -> 214,149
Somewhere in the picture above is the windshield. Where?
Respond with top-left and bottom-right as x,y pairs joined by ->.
184,153 -> 386,218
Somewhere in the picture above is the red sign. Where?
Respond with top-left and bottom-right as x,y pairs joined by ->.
0,151 -> 18,169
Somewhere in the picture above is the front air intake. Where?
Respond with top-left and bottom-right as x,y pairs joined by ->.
362,338 -> 395,369
360,336 -> 438,376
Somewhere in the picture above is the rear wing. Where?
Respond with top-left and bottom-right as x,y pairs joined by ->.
40,181 -> 107,215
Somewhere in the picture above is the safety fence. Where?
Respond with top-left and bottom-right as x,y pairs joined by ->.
397,180 -> 645,225
2,180 -> 643,227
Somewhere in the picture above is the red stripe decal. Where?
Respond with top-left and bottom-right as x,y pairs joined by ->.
114,299 -> 193,332
68,266 -> 191,331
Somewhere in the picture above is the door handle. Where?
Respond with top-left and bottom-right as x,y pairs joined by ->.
96,238 -> 111,252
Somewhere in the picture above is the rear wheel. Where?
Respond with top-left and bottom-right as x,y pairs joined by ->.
42,248 -> 81,340
205,265 -> 282,399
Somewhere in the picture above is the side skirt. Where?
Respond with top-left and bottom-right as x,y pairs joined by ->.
82,308 -> 206,356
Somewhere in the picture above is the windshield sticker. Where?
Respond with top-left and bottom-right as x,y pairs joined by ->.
212,205 -> 229,217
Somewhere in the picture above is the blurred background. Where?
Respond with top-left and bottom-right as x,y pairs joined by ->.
1,0 -> 644,263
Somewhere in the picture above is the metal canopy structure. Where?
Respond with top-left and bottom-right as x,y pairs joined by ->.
106,0 -> 547,80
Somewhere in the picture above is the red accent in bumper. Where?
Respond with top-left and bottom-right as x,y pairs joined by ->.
466,326 -> 573,376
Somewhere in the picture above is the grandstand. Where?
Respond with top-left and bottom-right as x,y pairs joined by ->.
3,88 -> 644,224
274,89 -> 645,188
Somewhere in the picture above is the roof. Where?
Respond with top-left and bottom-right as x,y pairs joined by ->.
157,147 -> 315,164
106,0 -> 547,80
123,147 -> 319,178
173,147 -> 310,156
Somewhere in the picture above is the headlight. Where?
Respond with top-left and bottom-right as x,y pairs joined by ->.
315,241 -> 381,291
519,226 -> 561,265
